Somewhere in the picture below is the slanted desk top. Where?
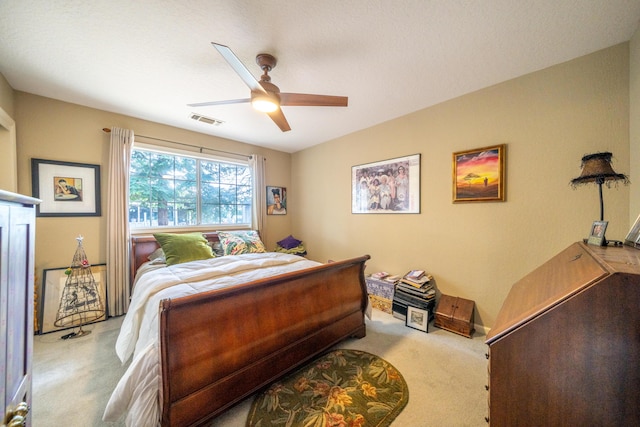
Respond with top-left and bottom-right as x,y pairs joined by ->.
485,242 -> 640,426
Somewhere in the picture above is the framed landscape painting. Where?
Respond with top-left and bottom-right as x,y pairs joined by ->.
453,144 -> 506,203
406,306 -> 429,332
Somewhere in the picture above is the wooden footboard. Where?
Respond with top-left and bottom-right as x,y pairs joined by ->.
158,254 -> 370,427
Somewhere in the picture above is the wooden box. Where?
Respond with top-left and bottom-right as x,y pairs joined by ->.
434,294 -> 475,338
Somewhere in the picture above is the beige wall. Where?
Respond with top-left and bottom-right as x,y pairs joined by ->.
0,72 -> 14,117
14,92 -> 292,282
630,28 -> 640,226
0,73 -> 17,192
292,43 -> 631,330
6,40 -> 637,330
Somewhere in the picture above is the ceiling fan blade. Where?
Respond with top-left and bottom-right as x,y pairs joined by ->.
267,108 -> 291,132
279,93 -> 348,107
212,42 -> 267,95
187,98 -> 250,107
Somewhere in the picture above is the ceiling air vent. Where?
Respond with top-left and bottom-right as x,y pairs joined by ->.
189,113 -> 224,126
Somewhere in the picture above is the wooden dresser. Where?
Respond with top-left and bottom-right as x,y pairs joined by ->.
485,242 -> 640,426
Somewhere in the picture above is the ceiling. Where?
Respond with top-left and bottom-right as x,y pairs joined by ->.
1,1 -> 639,153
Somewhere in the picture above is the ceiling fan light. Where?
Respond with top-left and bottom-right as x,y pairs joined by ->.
252,95 -> 279,112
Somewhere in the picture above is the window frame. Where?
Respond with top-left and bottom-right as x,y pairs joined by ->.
128,142 -> 253,234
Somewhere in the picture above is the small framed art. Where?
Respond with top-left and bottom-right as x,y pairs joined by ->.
31,158 -> 101,217
624,214 -> 640,249
453,144 -> 506,203
39,264 -> 107,334
406,306 -> 429,333
352,154 -> 421,214
266,186 -> 287,215
587,220 -> 608,246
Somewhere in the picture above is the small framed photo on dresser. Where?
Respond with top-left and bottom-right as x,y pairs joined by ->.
406,306 -> 429,333
587,220 -> 608,246
624,214 -> 640,249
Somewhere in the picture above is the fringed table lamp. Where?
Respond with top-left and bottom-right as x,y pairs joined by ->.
570,152 -> 629,245
54,236 -> 106,338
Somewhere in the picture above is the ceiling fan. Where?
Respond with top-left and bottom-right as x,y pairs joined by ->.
188,43 -> 348,132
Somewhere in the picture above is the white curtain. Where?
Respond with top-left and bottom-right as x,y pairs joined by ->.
250,154 -> 266,237
106,127 -> 134,316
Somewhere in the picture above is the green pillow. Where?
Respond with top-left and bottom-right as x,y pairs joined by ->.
153,232 -> 214,266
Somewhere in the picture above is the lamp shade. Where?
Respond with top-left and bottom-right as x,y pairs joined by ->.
570,152 -> 628,186
570,151 -> 629,225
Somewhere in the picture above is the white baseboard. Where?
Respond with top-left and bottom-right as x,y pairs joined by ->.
474,323 -> 490,336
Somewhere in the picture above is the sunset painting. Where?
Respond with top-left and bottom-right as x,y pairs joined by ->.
453,145 -> 505,202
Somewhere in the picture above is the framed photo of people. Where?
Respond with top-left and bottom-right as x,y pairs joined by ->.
31,158 -> 101,217
587,220 -> 608,246
352,154 -> 421,214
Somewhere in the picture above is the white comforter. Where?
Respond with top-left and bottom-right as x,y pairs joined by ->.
103,252 -> 321,426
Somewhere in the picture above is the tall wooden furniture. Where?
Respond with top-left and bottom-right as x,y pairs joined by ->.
1,190 -> 39,427
485,242 -> 640,426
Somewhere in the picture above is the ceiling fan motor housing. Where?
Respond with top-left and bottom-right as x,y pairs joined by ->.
256,53 -> 277,72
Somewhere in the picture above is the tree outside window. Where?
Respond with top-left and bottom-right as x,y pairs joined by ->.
129,148 -> 251,228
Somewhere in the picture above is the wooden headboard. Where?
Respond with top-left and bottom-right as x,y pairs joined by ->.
130,232 -> 221,284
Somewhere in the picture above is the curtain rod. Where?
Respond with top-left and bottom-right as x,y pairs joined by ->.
102,128 -> 251,159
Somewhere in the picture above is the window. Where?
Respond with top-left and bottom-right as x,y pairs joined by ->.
129,146 -> 252,229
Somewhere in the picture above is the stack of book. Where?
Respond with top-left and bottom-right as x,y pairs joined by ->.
392,270 -> 436,321
370,271 -> 401,284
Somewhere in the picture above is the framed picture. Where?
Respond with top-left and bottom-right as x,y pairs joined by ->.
31,158 -> 101,217
352,154 -> 421,214
266,186 -> 287,215
406,306 -> 429,333
587,220 -> 608,246
624,214 -> 640,248
453,144 -> 506,203
39,264 -> 107,334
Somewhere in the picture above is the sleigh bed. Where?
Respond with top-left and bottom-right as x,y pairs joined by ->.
104,231 -> 370,427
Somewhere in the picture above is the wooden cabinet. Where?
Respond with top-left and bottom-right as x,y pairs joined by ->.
1,190 -> 39,427
485,242 -> 640,426
434,294 -> 475,338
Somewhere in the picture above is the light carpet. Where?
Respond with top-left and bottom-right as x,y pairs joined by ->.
33,310 -> 489,426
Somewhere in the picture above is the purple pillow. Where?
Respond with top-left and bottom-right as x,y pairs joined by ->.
277,235 -> 303,250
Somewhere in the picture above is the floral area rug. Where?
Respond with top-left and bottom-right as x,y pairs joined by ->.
246,349 -> 408,427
